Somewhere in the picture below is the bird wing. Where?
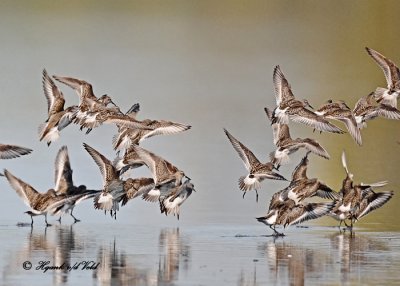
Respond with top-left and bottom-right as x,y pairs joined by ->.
3,169 -> 40,209
105,115 -> 154,130
0,144 -> 32,159
291,153 -> 310,181
289,202 -> 334,226
139,120 -> 191,141
289,107 -> 345,133
130,145 -> 174,184
366,47 -> 400,88
273,65 -> 295,105
299,138 -> 330,159
356,191 -> 394,220
83,143 -> 118,186
54,146 -> 73,194
42,69 -> 64,114
378,104 -> 400,120
223,128 -> 261,172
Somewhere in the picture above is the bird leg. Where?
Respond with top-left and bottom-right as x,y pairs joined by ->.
57,216 -> 62,223
242,192 -> 246,199
255,189 -> 259,203
30,216 -> 34,226
70,210 -> 80,223
270,225 -> 285,237
45,214 -> 52,227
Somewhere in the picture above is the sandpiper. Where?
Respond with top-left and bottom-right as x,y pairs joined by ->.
270,65 -> 344,134
159,179 -> 195,220
353,92 -> 400,129
279,153 -> 338,204
83,143 -> 126,218
54,146 -> 100,222
112,102 -> 191,154
330,180 -> 389,229
2,169 -> 87,226
329,151 -> 389,229
39,69 -> 78,145
113,146 -> 145,175
119,177 -> 155,206
113,119 -> 191,154
76,108 -> 153,135
256,199 -> 334,236
74,94 -> 123,134
131,145 -> 188,190
223,128 -> 287,202
0,144 -> 32,159
265,109 -> 330,168
315,100 -> 362,145
366,47 -> 400,108
38,106 -> 78,146
112,103 -> 141,154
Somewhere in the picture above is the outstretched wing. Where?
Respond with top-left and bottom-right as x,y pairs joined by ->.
366,47 -> 400,89
83,143 -> 118,186
223,128 -> 261,172
54,146 -> 73,193
273,65 -> 295,105
3,169 -> 40,209
0,144 -> 32,159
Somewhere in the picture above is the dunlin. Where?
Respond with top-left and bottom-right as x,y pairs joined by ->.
119,177 -> 155,206
54,146 -> 100,222
329,151 -> 390,229
265,113 -> 330,168
271,65 -> 344,134
223,128 -> 287,202
130,145 -> 188,191
83,143 -> 125,218
257,199 -> 334,236
279,153 -> 338,204
113,119 -> 191,154
315,100 -> 362,145
159,179 -> 195,220
39,69 -> 78,145
366,47 -> 400,108
3,169 -> 88,226
353,92 -> 400,129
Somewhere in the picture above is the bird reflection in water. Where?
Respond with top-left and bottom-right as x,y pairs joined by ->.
93,240 -> 152,286
329,232 -> 390,284
93,228 -> 191,286
257,239 -> 330,286
157,228 -> 191,284
2,224 -> 84,285
237,262 -> 257,286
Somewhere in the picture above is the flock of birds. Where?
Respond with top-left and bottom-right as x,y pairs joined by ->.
0,47 -> 398,235
1,68 -> 194,226
224,47 -> 398,236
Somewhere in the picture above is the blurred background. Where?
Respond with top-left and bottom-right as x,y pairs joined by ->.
0,0 -> 399,230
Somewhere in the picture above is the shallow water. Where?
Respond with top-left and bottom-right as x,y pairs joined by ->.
1,223 -> 400,286
0,1 -> 400,285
